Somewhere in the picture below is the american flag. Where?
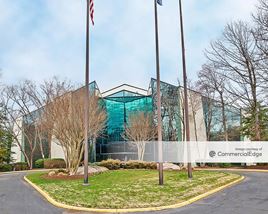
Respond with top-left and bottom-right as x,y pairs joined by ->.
157,0 -> 163,6
89,0 -> 94,25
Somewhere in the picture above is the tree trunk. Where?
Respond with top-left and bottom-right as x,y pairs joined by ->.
193,112 -> 198,141
141,142 -> 145,161
255,105 -> 261,141
22,150 -> 31,169
220,93 -> 228,141
92,138 -> 96,163
39,139 -> 45,159
29,153 -> 33,170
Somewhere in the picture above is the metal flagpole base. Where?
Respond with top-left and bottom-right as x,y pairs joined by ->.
158,162 -> 164,185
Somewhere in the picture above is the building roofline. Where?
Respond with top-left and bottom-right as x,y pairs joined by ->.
149,78 -> 179,89
102,83 -> 147,95
148,78 -> 241,111
101,84 -> 148,97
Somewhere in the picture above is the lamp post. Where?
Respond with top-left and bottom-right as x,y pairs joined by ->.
178,0 -> 192,179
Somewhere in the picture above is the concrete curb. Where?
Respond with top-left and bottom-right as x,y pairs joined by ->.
195,168 -> 268,173
24,174 -> 245,213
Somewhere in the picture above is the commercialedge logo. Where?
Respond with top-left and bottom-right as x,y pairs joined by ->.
209,151 -> 216,158
209,150 -> 263,158
218,151 -> 263,158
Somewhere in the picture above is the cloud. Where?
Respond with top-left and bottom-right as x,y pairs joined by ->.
0,0 -> 259,91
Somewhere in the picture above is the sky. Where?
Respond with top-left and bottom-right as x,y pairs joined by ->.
0,0 -> 259,92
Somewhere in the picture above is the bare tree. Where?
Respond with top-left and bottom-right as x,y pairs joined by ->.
206,21 -> 263,140
253,0 -> 268,101
253,0 -> 268,57
1,81 -> 39,169
40,76 -> 75,103
197,64 -> 229,141
19,81 -> 47,159
196,80 -> 216,141
36,77 -> 74,158
42,88 -> 106,175
17,77 -> 75,159
124,112 -> 157,161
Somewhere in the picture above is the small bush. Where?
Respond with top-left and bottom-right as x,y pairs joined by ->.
257,163 -> 268,166
35,159 -> 45,168
98,159 -> 157,170
125,161 -> 140,169
44,158 -> 66,169
98,159 -> 121,170
124,161 -> 157,170
0,164 -> 13,172
218,163 -> 232,168
205,163 -> 217,167
13,162 -> 29,171
146,162 -> 157,170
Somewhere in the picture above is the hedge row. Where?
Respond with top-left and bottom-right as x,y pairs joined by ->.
35,158 -> 66,169
34,158 -> 66,169
44,158 -> 66,169
0,162 -> 29,172
97,159 -> 157,170
0,159 -> 66,172
0,164 -> 12,172
13,162 -> 29,171
205,163 -> 233,168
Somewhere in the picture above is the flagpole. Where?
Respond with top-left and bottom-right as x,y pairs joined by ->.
154,0 -> 164,185
83,0 -> 90,185
178,0 -> 192,179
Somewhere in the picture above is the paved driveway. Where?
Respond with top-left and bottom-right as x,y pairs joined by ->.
0,172 -> 63,214
0,171 -> 268,214
137,172 -> 268,214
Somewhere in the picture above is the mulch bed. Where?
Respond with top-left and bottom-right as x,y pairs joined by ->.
41,172 -> 104,181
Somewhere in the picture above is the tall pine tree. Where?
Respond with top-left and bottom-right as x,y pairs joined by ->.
242,103 -> 268,141
0,105 -> 13,164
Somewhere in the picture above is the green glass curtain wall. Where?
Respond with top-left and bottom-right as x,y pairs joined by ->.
103,95 -> 153,142
202,97 -> 241,141
149,79 -> 182,141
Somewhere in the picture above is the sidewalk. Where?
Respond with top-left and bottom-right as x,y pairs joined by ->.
0,169 -> 52,176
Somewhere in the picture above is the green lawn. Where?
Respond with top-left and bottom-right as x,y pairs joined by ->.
26,170 -> 241,209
